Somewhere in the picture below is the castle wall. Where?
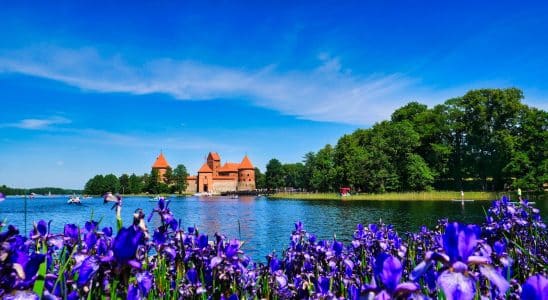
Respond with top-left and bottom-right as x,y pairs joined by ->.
212,180 -> 238,193
186,178 -> 197,193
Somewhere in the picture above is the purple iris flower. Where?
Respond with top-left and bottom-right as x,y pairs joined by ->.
316,276 -> 331,295
36,220 -> 48,237
0,192 -> 5,201
187,268 -> 198,284
374,253 -> 419,298
113,226 -> 144,263
63,224 -> 79,241
294,221 -> 303,232
198,234 -> 208,249
84,231 -> 97,249
225,240 -> 239,258
84,221 -> 98,233
102,226 -> 113,237
158,197 -> 166,210
12,252 -> 46,288
332,240 -> 343,256
136,272 -> 153,296
75,256 -> 99,287
269,256 -> 280,272
412,222 -> 509,300
521,274 -> 547,300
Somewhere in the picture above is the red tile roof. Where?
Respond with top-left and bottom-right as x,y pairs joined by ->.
239,155 -> 254,169
208,152 -> 221,161
198,163 -> 213,173
218,162 -> 240,172
152,153 -> 170,168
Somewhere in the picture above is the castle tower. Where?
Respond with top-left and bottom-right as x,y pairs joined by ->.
207,152 -> 221,176
237,155 -> 255,191
197,163 -> 213,193
152,152 -> 170,182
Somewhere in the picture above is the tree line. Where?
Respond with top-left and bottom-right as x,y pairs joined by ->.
83,164 -> 189,195
263,88 -> 547,193
0,185 -> 82,196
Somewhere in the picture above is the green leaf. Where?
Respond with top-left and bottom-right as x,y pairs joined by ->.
32,242 -> 48,297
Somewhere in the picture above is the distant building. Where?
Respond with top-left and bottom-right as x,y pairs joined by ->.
186,152 -> 255,194
151,152 -> 170,182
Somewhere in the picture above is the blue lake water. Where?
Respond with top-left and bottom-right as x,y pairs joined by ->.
1,195 -> 546,262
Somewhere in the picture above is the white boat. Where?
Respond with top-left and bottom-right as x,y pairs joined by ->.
149,195 -> 163,202
67,195 -> 82,204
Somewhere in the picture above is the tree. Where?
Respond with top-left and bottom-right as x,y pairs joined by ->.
405,154 -> 434,191
172,164 -> 189,194
119,174 -> 130,194
84,175 -> 105,195
104,174 -> 120,193
283,163 -> 306,189
146,169 -> 161,194
308,144 -> 337,192
265,159 -> 285,190
128,173 -> 143,194
254,167 -> 266,189
164,166 -> 173,185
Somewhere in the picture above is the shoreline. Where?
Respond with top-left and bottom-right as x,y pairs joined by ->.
269,191 -> 512,201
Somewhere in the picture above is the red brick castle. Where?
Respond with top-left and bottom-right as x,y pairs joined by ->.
185,152 -> 255,194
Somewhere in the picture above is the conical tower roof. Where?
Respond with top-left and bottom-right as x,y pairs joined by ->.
239,155 -> 254,169
152,152 -> 170,168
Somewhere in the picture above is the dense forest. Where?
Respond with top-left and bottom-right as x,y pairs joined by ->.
262,88 -> 547,193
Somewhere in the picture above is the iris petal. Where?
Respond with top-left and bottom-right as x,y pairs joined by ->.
479,265 -> 509,295
521,274 -> 547,300
437,270 -> 475,300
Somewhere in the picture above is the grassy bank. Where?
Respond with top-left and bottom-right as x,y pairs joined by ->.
269,191 -> 505,201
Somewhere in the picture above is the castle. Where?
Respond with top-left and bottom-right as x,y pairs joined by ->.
151,152 -> 255,194
186,152 -> 255,194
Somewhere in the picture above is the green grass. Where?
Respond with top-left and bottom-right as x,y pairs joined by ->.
269,191 -> 504,201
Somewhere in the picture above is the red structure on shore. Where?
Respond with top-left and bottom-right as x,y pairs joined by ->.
151,152 -> 170,182
186,152 -> 255,194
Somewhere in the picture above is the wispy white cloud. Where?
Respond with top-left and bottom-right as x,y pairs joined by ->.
0,45 -> 485,125
56,128 -> 242,152
2,116 -> 71,130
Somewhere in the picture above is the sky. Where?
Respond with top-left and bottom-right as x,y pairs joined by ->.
1,1 -> 547,189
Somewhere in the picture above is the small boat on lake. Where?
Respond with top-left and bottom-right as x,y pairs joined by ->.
67,195 -> 82,204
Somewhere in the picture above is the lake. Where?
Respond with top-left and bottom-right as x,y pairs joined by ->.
1,195 -> 546,262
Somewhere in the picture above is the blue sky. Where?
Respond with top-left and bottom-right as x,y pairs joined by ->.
1,1 -> 547,189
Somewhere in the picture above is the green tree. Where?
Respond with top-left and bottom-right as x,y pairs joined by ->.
265,159 -> 286,190
172,164 -> 189,194
164,166 -> 173,185
119,174 -> 130,194
84,175 -> 105,195
104,174 -> 120,193
254,167 -> 266,189
128,173 -> 143,194
405,154 -> 434,190
146,169 -> 161,194
308,144 -> 337,192
283,163 -> 306,189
